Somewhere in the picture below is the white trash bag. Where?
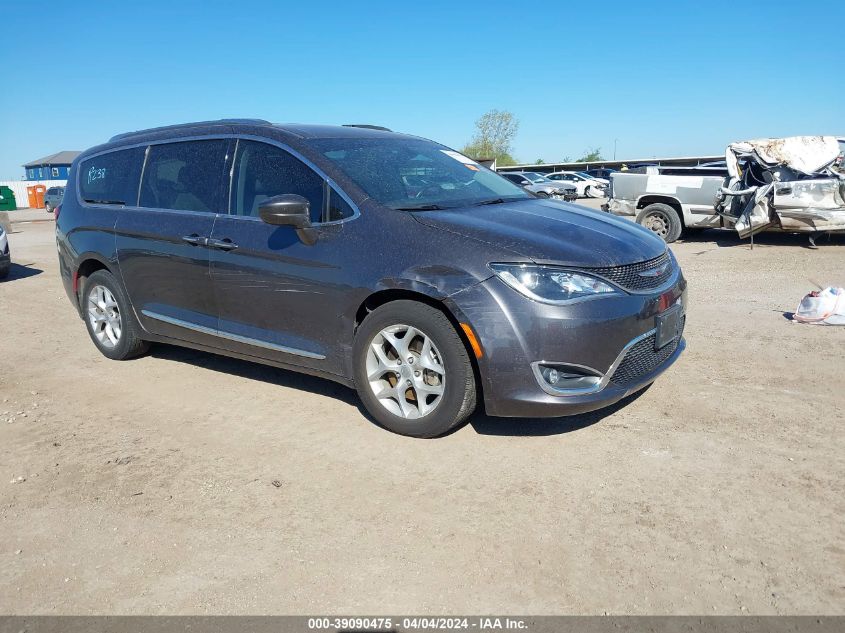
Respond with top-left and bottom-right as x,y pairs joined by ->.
793,287 -> 845,325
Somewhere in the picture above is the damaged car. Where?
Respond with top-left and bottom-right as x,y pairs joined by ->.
56,119 -> 686,438
715,136 -> 845,245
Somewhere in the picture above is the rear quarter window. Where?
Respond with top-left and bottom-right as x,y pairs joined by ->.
78,148 -> 145,206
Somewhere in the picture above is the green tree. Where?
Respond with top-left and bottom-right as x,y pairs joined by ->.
461,109 -> 519,165
576,148 -> 604,162
534,158 -> 546,165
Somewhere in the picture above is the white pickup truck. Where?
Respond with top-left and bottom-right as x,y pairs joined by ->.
605,137 -> 845,245
602,165 -> 727,243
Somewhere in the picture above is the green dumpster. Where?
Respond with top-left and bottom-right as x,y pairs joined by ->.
0,186 -> 16,211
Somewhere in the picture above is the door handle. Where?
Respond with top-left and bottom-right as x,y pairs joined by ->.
182,234 -> 208,246
207,237 -> 239,251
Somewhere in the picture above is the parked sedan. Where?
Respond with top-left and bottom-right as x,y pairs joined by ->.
44,186 -> 64,214
0,224 -> 10,279
547,171 -> 607,198
500,172 -> 577,201
585,168 -> 617,181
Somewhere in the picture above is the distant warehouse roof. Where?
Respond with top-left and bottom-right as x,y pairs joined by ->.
23,151 -> 81,168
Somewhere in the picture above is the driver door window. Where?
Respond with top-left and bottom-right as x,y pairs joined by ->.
231,140 -> 325,223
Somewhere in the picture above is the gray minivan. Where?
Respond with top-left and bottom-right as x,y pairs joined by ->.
56,119 -> 686,437
44,186 -> 64,214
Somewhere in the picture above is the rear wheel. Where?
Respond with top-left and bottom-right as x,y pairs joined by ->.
353,300 -> 477,438
81,270 -> 149,360
44,203 -> 52,214
637,203 -> 683,243
0,263 -> 8,279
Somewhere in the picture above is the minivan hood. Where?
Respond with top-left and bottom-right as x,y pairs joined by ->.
412,199 -> 666,267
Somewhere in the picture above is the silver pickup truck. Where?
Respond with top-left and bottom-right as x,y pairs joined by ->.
603,165 -> 727,242
605,136 -> 845,245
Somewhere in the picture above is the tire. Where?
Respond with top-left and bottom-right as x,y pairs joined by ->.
637,203 -> 683,243
535,191 -> 549,198
44,203 -> 52,214
81,269 -> 150,360
353,300 -> 477,438
0,263 -> 8,280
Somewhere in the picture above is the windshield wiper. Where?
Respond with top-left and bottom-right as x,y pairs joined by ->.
394,204 -> 446,211
474,198 -> 507,206
84,198 -> 125,205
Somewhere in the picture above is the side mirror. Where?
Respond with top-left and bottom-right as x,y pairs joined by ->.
258,194 -> 317,246
258,194 -> 311,227
520,180 -> 531,186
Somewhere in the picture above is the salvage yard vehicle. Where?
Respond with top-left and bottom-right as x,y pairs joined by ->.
546,171 -> 607,198
56,119 -> 686,437
585,168 -> 617,181
499,171 -> 577,201
0,224 -> 9,279
715,136 -> 845,245
43,186 -> 64,214
603,164 -> 728,242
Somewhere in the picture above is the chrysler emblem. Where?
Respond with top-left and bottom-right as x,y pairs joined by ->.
638,262 -> 669,278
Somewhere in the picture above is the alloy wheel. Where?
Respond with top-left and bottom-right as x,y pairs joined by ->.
366,324 -> 445,419
87,285 -> 122,349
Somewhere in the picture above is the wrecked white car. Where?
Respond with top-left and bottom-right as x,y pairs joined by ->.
716,136 -> 845,245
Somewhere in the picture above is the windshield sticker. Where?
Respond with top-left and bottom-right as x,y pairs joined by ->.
440,150 -> 478,166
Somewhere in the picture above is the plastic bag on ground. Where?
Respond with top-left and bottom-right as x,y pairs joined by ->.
793,287 -> 845,325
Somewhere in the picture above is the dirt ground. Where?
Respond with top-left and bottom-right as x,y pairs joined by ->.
1,210 -> 843,615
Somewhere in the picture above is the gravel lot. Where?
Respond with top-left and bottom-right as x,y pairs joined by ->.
1,208 -> 843,615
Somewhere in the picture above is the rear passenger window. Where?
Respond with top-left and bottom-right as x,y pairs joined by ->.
79,148 -> 145,206
139,140 -> 227,212
231,140 -> 325,222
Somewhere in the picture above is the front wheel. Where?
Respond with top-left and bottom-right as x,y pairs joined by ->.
636,203 -> 683,243
535,191 -> 549,198
353,300 -> 477,437
44,203 -> 52,214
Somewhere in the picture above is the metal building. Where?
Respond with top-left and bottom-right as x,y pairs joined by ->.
22,151 -> 81,181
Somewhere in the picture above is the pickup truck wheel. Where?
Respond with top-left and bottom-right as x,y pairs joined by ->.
637,203 -> 682,243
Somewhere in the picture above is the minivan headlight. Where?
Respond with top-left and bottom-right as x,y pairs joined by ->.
489,263 -> 621,304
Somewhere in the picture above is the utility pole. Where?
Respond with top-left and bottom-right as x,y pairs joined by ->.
613,138 -> 618,161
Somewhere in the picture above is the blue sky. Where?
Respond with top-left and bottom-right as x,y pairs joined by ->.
1,0 -> 842,177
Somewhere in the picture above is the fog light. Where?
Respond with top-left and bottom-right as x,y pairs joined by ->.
535,363 -> 603,394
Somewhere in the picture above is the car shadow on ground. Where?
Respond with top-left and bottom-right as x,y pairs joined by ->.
150,343 -> 364,406
1,262 -> 43,281
150,343 -> 642,438
678,229 -> 845,249
467,387 -> 650,437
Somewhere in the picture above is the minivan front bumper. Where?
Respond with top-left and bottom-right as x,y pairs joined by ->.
448,268 -> 687,418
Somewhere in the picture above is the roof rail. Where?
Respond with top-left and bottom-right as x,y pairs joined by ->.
342,124 -> 392,132
109,119 -> 272,142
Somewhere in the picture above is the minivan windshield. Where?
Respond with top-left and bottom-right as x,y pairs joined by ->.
311,138 -> 531,210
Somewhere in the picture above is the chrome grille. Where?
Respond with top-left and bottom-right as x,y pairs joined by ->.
610,317 -> 685,388
587,251 -> 674,291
